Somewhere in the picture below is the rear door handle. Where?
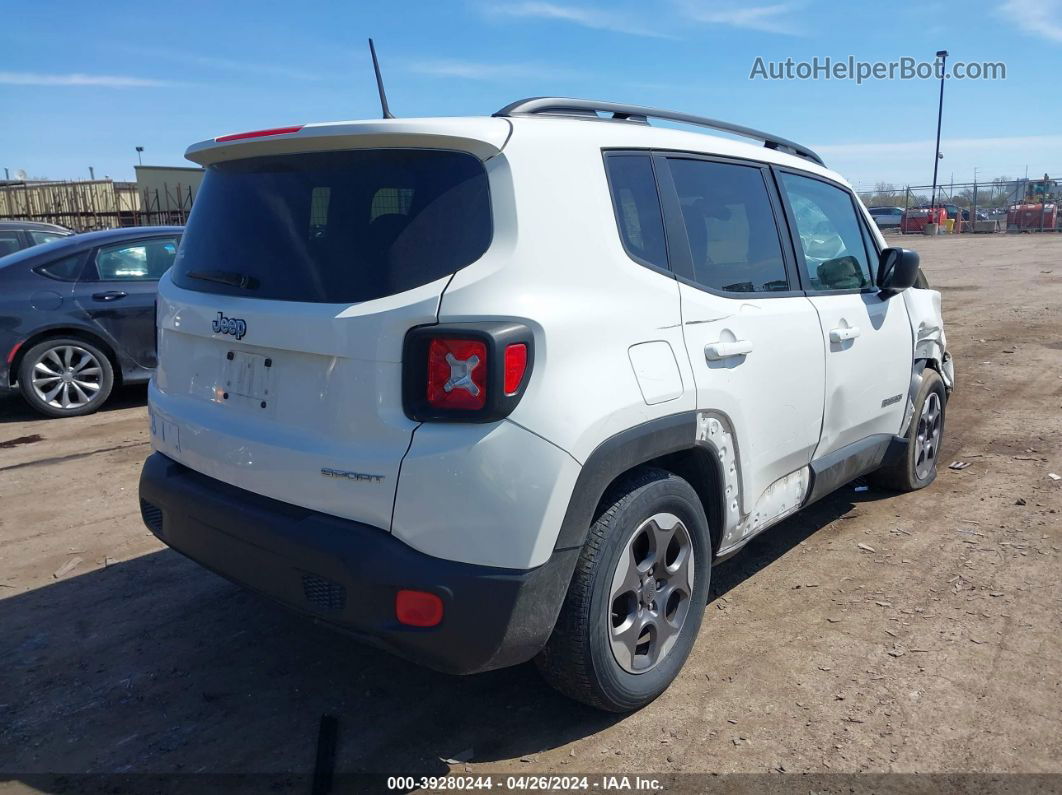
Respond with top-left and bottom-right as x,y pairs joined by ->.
705,340 -> 753,361
829,326 -> 861,342
92,291 -> 127,301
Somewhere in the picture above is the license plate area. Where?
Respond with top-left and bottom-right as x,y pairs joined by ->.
221,350 -> 275,410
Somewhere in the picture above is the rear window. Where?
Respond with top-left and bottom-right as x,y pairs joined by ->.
172,149 -> 491,303
604,154 -> 668,270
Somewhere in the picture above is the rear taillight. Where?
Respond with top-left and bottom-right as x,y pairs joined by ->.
403,323 -> 534,422
426,338 -> 488,410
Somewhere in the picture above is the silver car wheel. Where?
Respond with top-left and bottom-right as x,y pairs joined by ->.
914,391 -> 942,481
30,344 -> 104,410
608,512 -> 695,674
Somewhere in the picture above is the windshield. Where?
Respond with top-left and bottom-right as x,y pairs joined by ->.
171,148 -> 492,303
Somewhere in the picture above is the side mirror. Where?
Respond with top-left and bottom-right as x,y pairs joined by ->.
878,247 -> 920,296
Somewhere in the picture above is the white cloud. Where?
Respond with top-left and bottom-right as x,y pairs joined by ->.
815,134 -> 1062,158
0,71 -> 174,87
999,0 -> 1062,42
678,1 -> 804,35
172,52 -> 324,81
484,2 -> 674,38
408,59 -> 574,80
814,134 -> 1062,188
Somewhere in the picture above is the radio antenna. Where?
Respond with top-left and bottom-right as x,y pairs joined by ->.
368,38 -> 395,119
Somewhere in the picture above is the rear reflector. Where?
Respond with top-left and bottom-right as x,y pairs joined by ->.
426,337 -> 487,410
503,343 -> 528,395
395,590 -> 444,627
6,340 -> 23,365
215,125 -> 304,142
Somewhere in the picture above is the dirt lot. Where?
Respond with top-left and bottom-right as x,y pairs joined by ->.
1,234 -> 1060,792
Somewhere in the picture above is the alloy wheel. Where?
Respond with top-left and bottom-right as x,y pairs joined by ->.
30,344 -> 104,411
914,391 -> 942,481
607,512 -> 695,674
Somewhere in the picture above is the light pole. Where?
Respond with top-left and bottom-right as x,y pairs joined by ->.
930,49 -> 948,211
135,146 -> 144,166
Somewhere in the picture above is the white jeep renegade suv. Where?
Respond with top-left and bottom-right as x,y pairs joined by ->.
139,98 -> 954,712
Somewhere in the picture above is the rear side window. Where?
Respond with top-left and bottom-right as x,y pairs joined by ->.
172,149 -> 491,303
36,252 -> 86,281
0,231 -> 20,257
604,154 -> 668,270
666,158 -> 789,293
95,238 -> 178,281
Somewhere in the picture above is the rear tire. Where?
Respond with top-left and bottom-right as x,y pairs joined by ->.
17,337 -> 114,418
535,468 -> 711,712
872,368 -> 946,492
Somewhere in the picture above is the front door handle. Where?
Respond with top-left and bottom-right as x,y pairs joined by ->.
92,291 -> 127,301
705,340 -> 753,361
829,326 -> 861,343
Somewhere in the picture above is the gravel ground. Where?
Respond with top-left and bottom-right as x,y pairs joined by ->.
0,233 -> 1059,793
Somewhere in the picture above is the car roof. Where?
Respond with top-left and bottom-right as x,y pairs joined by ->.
0,225 -> 183,269
0,220 -> 72,232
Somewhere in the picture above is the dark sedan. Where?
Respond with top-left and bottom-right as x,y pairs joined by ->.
0,226 -> 182,417
0,220 -> 73,256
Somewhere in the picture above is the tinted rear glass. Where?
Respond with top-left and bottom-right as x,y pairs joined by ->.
604,154 -> 668,270
172,149 -> 491,303
36,252 -> 87,281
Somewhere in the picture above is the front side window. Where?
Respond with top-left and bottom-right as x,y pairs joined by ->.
95,238 -> 178,281
604,154 -> 668,270
780,173 -> 873,291
172,149 -> 491,303
30,231 -> 68,246
666,158 -> 789,293
858,215 -> 880,282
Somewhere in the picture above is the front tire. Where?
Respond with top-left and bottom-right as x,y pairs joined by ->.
873,368 -> 946,492
536,468 -> 711,712
17,337 -> 114,418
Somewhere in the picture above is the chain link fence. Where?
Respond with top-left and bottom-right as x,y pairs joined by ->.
858,174 -> 1061,234
0,178 -> 195,232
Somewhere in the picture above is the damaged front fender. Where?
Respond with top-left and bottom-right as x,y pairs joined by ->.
903,286 -> 955,392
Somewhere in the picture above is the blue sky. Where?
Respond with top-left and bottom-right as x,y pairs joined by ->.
2,0 -> 1061,189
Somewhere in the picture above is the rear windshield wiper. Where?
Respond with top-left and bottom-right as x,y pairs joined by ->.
185,269 -> 259,290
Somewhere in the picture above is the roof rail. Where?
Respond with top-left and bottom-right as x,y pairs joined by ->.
494,97 -> 825,167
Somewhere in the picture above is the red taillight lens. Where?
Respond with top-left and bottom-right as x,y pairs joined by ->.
426,337 -> 487,410
395,589 -> 444,627
215,125 -> 304,142
503,343 -> 528,395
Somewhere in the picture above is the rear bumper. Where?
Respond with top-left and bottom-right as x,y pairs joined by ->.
138,452 -> 578,675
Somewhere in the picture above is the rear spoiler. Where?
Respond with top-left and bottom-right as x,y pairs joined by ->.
185,117 -> 512,166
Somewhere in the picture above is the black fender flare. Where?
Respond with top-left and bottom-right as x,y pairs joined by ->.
552,411 -> 730,553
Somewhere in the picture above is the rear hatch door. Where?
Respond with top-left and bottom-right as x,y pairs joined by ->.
151,142 -> 496,531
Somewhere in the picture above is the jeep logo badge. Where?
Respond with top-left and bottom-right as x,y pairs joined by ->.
212,312 -> 246,340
